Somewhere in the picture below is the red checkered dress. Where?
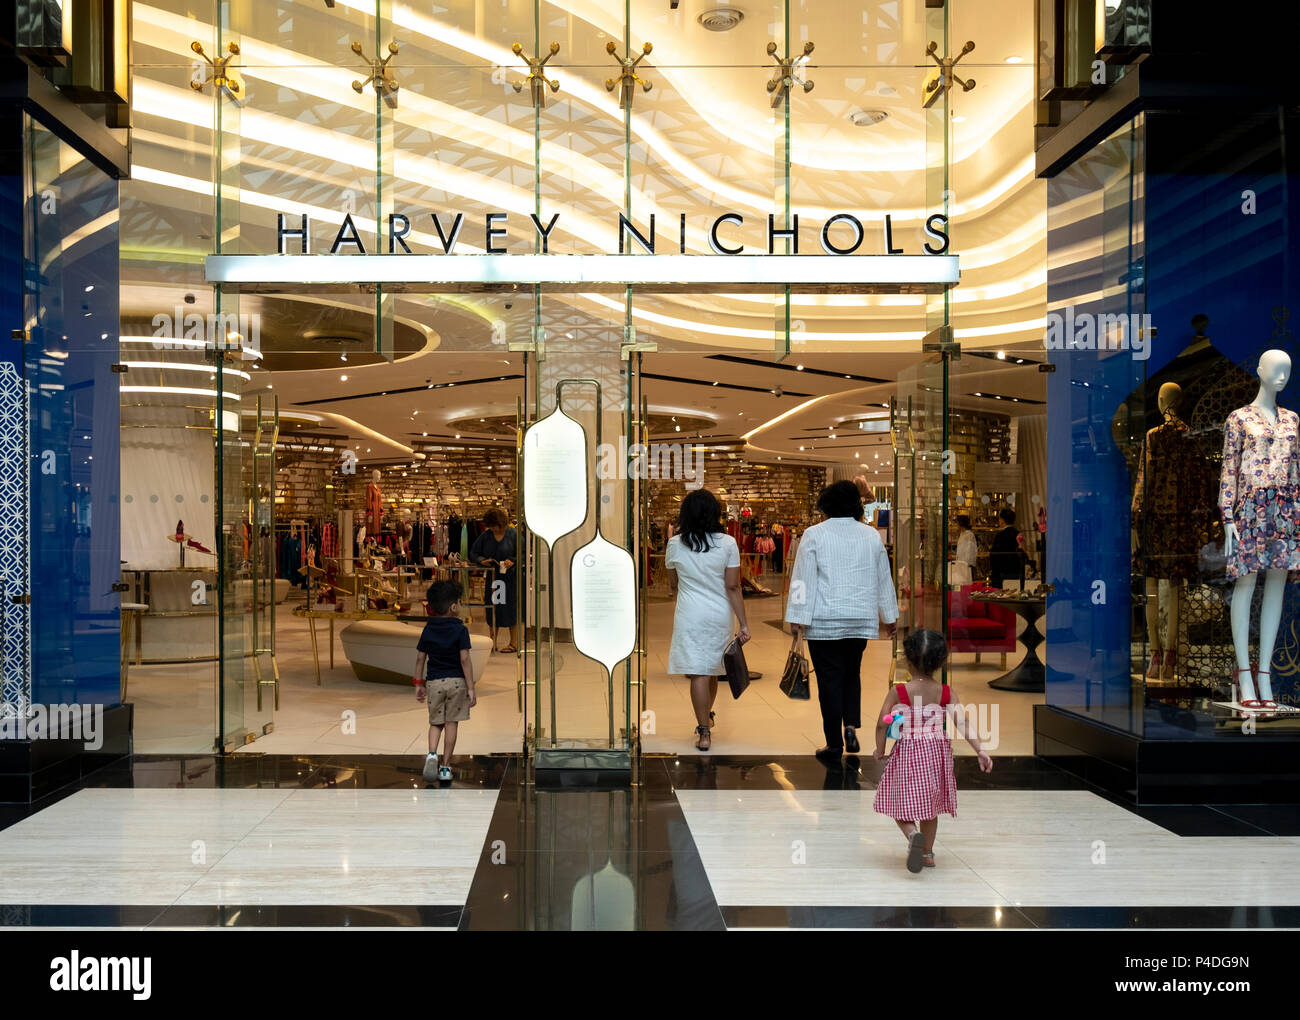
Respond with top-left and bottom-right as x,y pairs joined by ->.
873,683 -> 958,821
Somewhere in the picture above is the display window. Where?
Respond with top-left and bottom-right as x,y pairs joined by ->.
1046,111 -> 1300,749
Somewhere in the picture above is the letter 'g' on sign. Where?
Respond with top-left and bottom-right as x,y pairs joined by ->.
570,532 -> 636,677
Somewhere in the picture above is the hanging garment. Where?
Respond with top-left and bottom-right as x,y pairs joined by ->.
366,483 -> 384,534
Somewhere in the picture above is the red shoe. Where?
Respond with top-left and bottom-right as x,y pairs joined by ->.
1255,670 -> 1278,709
186,537 -> 213,555
1145,649 -> 1163,679
1234,667 -> 1260,707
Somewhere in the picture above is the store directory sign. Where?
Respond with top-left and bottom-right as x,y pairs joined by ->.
521,407 -> 588,549
570,532 -> 637,678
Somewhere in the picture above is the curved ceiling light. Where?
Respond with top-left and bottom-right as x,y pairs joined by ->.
120,360 -> 252,381
120,385 -> 242,400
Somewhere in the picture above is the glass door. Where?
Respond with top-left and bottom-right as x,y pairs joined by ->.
894,354 -> 950,659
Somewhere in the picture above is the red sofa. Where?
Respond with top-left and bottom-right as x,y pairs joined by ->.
946,583 -> 1017,667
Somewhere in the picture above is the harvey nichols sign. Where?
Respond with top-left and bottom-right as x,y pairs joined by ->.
203,206 -> 960,292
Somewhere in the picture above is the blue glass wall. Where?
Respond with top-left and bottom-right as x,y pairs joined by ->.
1046,109 -> 1300,734
23,118 -> 121,710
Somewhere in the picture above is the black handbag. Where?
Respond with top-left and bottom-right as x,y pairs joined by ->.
722,637 -> 750,699
779,632 -> 811,700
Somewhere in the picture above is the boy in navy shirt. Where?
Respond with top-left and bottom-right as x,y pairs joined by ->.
413,581 -> 476,782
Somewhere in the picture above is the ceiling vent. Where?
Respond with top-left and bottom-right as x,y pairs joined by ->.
305,332 -> 365,348
697,6 -> 744,32
849,109 -> 889,127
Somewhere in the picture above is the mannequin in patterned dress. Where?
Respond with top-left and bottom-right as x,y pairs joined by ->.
1221,350 -> 1300,708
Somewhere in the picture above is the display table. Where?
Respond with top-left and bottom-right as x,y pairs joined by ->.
340,620 -> 492,685
293,606 -> 492,686
123,567 -> 217,663
293,606 -> 428,685
970,591 -> 1045,692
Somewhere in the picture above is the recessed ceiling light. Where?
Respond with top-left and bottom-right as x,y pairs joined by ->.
849,109 -> 889,127
951,114 -> 967,123
796,364 -> 804,370
697,6 -> 744,31
1004,55 -> 1023,64
340,374 -> 348,381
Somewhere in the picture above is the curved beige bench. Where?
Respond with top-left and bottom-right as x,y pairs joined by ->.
339,620 -> 492,685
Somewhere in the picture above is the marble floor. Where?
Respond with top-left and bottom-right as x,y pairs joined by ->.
677,788 -> 1300,910
128,585 -> 1043,757
2,754 -> 1297,930
0,781 -> 496,927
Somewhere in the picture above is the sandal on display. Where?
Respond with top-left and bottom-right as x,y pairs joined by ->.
1256,670 -> 1278,709
695,725 -> 711,751
906,830 -> 925,874
1145,649 -> 1163,678
1234,667 -> 1257,707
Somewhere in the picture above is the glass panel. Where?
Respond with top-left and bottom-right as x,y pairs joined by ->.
895,356 -> 947,654
119,0 -> 221,751
21,119 -> 122,719
1045,116 -> 1146,735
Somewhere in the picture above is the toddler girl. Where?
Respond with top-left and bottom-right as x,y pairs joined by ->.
873,629 -> 992,873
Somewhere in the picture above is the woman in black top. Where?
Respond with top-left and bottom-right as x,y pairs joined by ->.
989,508 -> 1023,588
470,508 -> 519,652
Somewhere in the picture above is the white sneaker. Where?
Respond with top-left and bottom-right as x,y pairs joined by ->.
422,753 -> 439,782
438,766 -> 453,782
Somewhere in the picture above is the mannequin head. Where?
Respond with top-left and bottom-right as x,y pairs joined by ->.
371,469 -> 381,484
1157,382 -> 1182,414
1257,350 -> 1291,395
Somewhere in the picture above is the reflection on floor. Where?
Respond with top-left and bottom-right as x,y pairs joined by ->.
2,754 -> 1298,930
128,587 -> 1044,757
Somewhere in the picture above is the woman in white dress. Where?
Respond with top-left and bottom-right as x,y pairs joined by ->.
665,489 -> 750,750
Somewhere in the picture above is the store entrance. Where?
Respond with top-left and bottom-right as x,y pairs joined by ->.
126,314 -> 1050,762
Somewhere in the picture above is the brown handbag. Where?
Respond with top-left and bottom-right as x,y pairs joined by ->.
722,637 -> 750,699
779,632 -> 811,700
